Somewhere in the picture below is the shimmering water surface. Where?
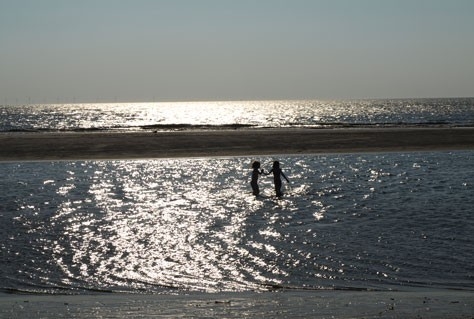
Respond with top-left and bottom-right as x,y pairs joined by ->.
1,152 -> 473,294
1,98 -> 474,132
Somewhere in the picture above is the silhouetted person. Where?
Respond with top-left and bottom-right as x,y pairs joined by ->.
266,161 -> 289,197
250,161 -> 264,196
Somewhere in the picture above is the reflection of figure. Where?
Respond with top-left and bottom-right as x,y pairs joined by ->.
266,161 -> 289,197
251,161 -> 264,196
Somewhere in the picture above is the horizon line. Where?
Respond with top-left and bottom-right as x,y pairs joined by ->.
2,96 -> 474,106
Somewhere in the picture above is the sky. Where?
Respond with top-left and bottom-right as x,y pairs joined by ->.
1,0 -> 473,103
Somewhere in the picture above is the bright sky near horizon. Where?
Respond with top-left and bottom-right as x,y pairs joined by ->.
1,0 -> 473,103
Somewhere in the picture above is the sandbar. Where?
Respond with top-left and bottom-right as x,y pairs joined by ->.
1,127 -> 473,161
1,289 -> 473,318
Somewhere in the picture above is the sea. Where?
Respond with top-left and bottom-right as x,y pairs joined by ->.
0,98 -> 473,295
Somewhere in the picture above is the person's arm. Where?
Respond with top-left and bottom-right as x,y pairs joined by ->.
281,171 -> 290,183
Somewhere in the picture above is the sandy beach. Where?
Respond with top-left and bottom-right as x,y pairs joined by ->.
1,127 -> 474,161
1,289 -> 473,318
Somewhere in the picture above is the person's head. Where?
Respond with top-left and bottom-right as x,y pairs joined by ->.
273,161 -> 280,169
252,161 -> 261,169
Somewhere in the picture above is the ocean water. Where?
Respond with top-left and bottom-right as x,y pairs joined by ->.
1,98 -> 474,132
1,98 -> 473,295
1,152 -> 473,294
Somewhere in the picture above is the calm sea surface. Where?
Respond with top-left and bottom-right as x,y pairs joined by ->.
1,98 -> 474,132
1,152 -> 473,294
1,98 -> 473,295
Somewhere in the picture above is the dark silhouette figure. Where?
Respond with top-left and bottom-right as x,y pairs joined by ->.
266,161 -> 289,197
250,161 -> 264,196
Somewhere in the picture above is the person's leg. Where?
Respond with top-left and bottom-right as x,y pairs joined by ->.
251,182 -> 259,195
275,180 -> 282,197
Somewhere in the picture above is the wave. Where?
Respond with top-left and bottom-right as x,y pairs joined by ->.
2,121 -> 473,133
1,123 -> 258,133
140,123 -> 258,131
0,284 -> 390,296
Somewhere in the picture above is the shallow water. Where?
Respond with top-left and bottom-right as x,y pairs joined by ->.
1,151 -> 473,294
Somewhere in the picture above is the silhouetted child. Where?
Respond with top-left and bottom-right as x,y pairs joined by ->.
251,161 -> 264,196
266,161 -> 289,197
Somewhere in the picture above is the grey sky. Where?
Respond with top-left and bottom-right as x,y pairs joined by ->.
1,0 -> 473,103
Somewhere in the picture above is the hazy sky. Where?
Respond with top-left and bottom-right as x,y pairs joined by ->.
1,0 -> 473,103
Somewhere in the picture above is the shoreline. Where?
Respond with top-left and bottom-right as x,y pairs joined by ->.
1,127 -> 474,161
1,289 -> 473,318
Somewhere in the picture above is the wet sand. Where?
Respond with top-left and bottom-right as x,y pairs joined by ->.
1,127 -> 473,161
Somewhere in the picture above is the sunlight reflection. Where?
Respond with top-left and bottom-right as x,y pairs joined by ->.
51,158 -> 294,292
4,151 -> 472,294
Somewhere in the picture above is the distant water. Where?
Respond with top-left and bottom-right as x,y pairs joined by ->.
1,152 -> 473,294
1,98 -> 474,132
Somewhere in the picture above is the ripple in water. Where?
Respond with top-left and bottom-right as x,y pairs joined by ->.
1,152 -> 473,294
